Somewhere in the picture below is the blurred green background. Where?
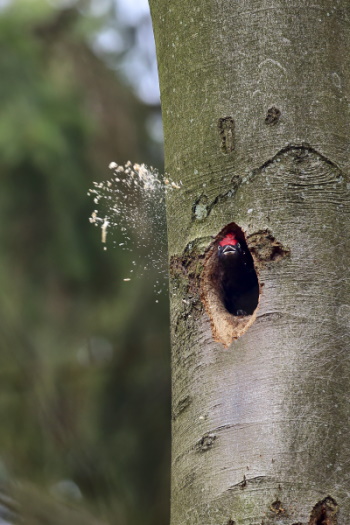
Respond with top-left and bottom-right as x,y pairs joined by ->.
0,0 -> 170,523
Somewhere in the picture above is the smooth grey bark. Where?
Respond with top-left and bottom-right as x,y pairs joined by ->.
149,1 -> 350,523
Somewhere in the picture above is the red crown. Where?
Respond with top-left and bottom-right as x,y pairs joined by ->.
219,233 -> 238,247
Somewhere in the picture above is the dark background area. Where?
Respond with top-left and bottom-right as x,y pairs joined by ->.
0,0 -> 170,523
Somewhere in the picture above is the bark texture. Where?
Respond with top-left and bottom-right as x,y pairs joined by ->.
149,1 -> 350,523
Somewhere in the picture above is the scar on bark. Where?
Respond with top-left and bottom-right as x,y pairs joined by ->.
196,432 -> 216,452
248,229 -> 290,264
172,395 -> 192,421
169,240 -> 205,320
218,116 -> 235,153
265,106 -> 281,126
200,223 -> 289,347
270,500 -> 285,514
309,497 -> 338,525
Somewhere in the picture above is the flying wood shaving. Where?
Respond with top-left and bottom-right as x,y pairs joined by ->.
101,218 -> 109,243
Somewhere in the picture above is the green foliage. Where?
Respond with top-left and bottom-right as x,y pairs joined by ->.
0,2 -> 169,524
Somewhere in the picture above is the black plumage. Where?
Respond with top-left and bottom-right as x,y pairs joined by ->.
217,239 -> 259,316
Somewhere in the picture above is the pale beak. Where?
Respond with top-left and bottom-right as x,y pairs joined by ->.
222,244 -> 237,254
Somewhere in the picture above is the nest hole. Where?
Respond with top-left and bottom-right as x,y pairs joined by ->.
200,223 -> 260,347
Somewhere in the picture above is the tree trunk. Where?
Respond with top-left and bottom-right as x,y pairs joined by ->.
149,1 -> 350,523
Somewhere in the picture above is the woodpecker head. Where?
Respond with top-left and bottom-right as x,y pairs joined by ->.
218,233 -> 242,257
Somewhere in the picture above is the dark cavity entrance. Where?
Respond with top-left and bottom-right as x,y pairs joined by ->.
200,222 -> 260,346
217,225 -> 259,316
